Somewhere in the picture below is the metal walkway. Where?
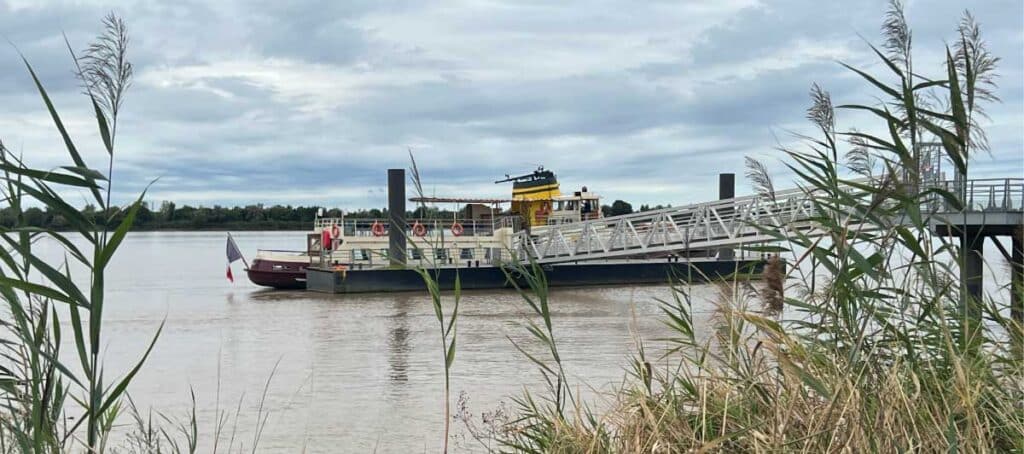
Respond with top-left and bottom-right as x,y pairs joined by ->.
513,178 -> 1024,265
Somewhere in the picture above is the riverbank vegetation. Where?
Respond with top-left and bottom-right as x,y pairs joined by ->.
457,2 -> 1023,452
0,199 -> 647,231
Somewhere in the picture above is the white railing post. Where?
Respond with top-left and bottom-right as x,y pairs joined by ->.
968,180 -> 976,211
1003,179 -> 1011,210
1019,181 -> 1024,210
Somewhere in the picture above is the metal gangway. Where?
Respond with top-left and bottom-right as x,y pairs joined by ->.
513,178 -> 1024,265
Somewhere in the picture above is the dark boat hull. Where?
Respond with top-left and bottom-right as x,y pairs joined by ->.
246,258 -> 309,289
306,259 -> 768,293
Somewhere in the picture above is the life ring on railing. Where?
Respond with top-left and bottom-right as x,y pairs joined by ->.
321,229 -> 333,250
330,223 -> 341,239
451,221 -> 464,236
371,221 -> 386,237
412,221 -> 427,237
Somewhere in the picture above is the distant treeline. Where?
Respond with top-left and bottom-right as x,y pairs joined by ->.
0,200 -> 670,231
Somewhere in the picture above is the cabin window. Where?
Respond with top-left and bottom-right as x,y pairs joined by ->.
460,248 -> 474,259
434,248 -> 448,261
410,248 -> 422,260
379,249 -> 389,260
355,249 -> 370,261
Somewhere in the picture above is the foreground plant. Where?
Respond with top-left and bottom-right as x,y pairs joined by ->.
0,14 -> 161,452
482,3 -> 1022,452
407,151 -> 462,453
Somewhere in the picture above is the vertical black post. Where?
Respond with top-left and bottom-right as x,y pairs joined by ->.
388,169 -> 407,266
718,173 -> 735,200
718,173 -> 735,260
961,233 -> 984,349
962,235 -> 984,305
1011,227 -> 1023,353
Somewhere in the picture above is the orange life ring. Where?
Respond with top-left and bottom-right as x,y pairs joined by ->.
371,221 -> 386,237
330,223 -> 341,239
321,229 -> 333,250
412,221 -> 427,237
451,222 -> 464,236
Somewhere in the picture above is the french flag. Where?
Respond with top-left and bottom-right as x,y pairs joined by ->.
226,233 -> 245,283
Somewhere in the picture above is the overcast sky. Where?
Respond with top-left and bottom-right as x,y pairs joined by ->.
1,0 -> 1021,209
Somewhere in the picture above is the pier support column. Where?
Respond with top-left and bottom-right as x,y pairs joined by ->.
961,234 -> 985,349
388,169 -> 407,267
718,173 -> 735,260
962,236 -> 985,302
1012,227 -> 1023,352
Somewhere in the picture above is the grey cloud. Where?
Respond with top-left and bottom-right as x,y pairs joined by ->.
1,0 -> 1020,209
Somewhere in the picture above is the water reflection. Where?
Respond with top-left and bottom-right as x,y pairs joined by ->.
388,295 -> 412,383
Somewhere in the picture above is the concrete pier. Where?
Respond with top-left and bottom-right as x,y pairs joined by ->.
929,182 -> 1024,345
932,214 -> 1024,305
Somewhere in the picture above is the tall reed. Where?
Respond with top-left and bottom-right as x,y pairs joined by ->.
407,150 -> 461,453
0,13 -> 161,452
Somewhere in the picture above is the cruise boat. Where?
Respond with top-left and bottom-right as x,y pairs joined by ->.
246,168 -> 602,289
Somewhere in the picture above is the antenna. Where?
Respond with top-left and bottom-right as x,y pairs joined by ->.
495,166 -> 554,184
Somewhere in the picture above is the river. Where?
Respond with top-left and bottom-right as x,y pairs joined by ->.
33,231 -> 725,452
32,230 -> 1016,452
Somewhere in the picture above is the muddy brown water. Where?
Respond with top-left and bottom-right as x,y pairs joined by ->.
31,231 -> 1014,452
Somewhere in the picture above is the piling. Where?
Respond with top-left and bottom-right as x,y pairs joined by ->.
388,169 -> 407,266
1012,226 -> 1023,349
718,173 -> 735,260
961,233 -> 984,313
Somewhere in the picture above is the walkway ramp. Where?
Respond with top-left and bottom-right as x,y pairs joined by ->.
514,178 -> 1023,265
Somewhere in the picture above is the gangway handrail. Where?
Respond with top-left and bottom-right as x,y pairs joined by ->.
514,177 -> 1022,265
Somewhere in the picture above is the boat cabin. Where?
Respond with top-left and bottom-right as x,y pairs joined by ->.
544,187 -> 602,225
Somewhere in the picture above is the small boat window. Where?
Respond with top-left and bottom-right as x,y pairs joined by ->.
435,248 -> 448,261
460,248 -> 474,259
410,248 -> 422,260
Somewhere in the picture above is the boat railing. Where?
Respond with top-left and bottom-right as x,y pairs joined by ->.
256,249 -> 308,255
313,217 -> 520,237
323,245 -> 511,269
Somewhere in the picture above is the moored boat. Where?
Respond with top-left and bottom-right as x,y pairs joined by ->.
246,168 -> 603,289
